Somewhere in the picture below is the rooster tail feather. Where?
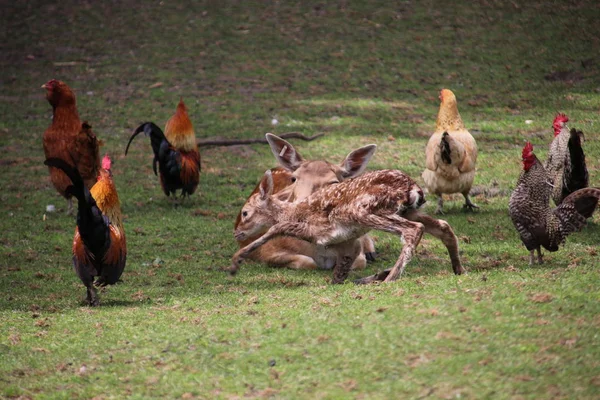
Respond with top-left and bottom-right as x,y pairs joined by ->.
440,132 -> 452,164
44,158 -> 108,248
556,188 -> 600,219
565,128 -> 589,192
126,122 -> 168,158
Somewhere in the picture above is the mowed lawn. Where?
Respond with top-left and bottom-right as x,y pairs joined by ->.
1,1 -> 600,399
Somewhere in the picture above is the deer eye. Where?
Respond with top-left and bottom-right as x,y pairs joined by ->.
242,211 -> 248,217
291,177 -> 297,183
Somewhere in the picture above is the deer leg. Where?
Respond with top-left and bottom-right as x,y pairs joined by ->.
354,268 -> 393,284
231,225 -> 286,275
383,230 -> 421,283
357,214 -> 424,283
331,240 -> 361,284
404,209 -> 464,275
251,238 -> 319,270
360,234 -> 377,262
351,252 -> 367,270
286,255 -> 319,270
270,253 -> 318,270
231,222 -> 310,274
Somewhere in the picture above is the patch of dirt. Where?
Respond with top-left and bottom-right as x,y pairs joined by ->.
544,70 -> 582,82
529,292 -> 553,303
220,144 -> 258,158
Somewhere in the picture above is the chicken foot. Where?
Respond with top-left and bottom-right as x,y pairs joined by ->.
462,193 -> 479,211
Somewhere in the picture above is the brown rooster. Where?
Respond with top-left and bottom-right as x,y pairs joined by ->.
44,155 -> 126,306
422,89 -> 478,214
42,80 -> 101,214
544,113 -> 592,213
125,99 -> 201,198
509,142 -> 599,265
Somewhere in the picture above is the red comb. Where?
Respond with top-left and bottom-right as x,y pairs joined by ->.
553,113 -> 569,125
102,154 -> 112,170
522,142 -> 533,157
552,113 -> 568,136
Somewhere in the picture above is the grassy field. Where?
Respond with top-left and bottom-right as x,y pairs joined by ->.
1,0 -> 600,398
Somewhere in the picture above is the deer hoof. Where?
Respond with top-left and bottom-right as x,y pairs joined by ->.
365,252 -> 377,262
354,269 -> 391,284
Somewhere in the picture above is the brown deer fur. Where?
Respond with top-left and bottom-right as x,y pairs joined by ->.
233,169 -> 465,284
234,134 -> 378,270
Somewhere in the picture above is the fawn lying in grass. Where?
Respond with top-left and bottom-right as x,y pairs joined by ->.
234,133 -> 377,270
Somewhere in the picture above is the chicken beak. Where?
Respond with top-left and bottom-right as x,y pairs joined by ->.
41,84 -> 47,89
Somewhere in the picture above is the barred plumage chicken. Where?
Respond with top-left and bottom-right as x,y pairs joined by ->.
544,113 -> 591,211
509,142 -> 599,265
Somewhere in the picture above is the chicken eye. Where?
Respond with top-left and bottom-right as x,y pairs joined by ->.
242,211 -> 248,217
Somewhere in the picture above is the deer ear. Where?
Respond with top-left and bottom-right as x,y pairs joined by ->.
266,133 -> 304,171
339,144 -> 377,179
259,169 -> 274,200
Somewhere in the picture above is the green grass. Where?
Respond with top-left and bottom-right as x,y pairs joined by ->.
2,0 -> 600,398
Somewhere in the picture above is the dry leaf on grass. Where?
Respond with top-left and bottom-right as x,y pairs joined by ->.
529,293 -> 553,303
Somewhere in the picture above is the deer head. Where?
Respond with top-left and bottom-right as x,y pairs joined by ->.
265,133 -> 377,201
235,170 -> 279,243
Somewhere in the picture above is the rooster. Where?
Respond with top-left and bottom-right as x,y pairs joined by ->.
509,142 -> 599,265
125,99 -> 201,198
422,89 -> 478,214
42,80 -> 101,214
544,113 -> 591,213
44,155 -> 126,306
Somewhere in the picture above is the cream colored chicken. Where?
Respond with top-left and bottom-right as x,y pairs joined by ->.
422,89 -> 478,214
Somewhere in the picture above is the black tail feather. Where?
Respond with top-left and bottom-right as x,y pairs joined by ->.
44,158 -> 109,257
565,128 -> 589,189
126,122 -> 168,157
126,122 -> 170,176
440,132 -> 452,165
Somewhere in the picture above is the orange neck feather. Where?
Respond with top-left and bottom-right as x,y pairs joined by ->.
90,171 -> 123,231
164,100 -> 197,152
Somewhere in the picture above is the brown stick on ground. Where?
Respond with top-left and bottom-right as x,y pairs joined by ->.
198,132 -> 324,147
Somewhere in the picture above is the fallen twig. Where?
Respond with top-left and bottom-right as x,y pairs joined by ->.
198,132 -> 324,147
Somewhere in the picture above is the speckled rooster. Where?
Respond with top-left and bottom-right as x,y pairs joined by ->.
544,113 -> 592,214
509,142 -> 599,265
44,155 -> 126,306
125,99 -> 201,198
